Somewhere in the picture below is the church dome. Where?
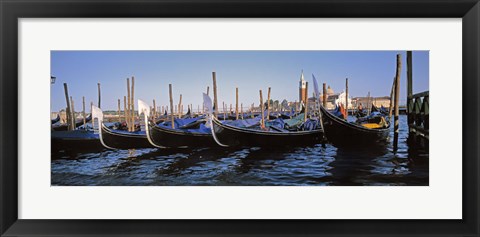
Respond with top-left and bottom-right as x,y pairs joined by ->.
327,85 -> 334,95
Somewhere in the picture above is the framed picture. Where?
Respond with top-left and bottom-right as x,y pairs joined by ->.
1,0 -> 478,236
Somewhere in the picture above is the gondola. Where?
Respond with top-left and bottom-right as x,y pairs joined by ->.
52,114 -> 92,131
51,129 -> 103,152
138,100 -> 217,148
147,122 -> 217,148
199,92 -> 323,148
92,105 -> 154,150
51,114 -> 60,124
319,105 -> 390,147
210,115 -> 323,147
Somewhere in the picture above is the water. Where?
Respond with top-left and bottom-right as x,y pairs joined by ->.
51,115 -> 428,186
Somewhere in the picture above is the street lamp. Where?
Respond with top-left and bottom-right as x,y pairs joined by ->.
50,76 -> 56,85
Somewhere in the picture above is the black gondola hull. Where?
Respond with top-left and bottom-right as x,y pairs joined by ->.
211,117 -> 323,147
51,130 -> 103,152
101,124 -> 154,149
149,125 -> 217,148
320,106 -> 390,147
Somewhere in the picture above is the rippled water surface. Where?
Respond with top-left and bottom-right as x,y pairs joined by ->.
52,115 -> 428,186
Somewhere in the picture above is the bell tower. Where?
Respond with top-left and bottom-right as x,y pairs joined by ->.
299,70 -> 307,103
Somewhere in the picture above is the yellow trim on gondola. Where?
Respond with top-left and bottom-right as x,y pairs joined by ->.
361,117 -> 388,129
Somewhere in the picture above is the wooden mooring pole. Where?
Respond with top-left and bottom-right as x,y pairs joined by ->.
240,103 -> 243,119
388,77 -> 395,120
97,83 -> 101,108
127,78 -> 131,131
393,54 -> 402,151
235,87 -> 239,120
123,96 -> 127,123
212,72 -> 218,118
153,99 -> 156,120
304,82 -> 308,121
169,84 -> 175,128
323,83 -> 327,107
117,99 -> 121,122
267,87 -> 271,120
367,91 -> 371,115
83,97 -> 87,127
63,83 -> 73,130
131,77 -> 135,131
407,51 -> 413,127
345,78 -> 348,115
70,96 -> 76,130
259,90 -> 265,128
178,94 -> 182,117
222,102 -> 226,120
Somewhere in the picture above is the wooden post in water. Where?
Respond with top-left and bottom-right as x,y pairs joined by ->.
83,97 -> 86,127
267,87 -> 271,120
126,78 -> 131,131
322,83 -> 327,107
212,72 -> 218,118
259,90 -> 264,128
235,87 -> 239,120
178,94 -> 182,117
63,83 -> 73,130
70,96 -> 76,130
345,78 -> 349,116
304,82 -> 309,121
222,102 -> 226,120
169,84 -> 175,128
97,83 -> 101,108
116,99 -> 120,122
251,103 -> 254,118
388,77 -> 396,120
240,103 -> 243,119
131,77 -> 135,131
393,54 -> 402,151
123,96 -> 127,123
407,51 -> 413,126
367,91 -> 371,115
153,99 -> 156,120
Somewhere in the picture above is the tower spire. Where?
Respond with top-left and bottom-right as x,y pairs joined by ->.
300,70 -> 305,82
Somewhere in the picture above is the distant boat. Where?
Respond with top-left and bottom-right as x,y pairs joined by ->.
319,105 -> 390,147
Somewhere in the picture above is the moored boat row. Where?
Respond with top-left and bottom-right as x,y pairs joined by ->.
52,74 -> 392,152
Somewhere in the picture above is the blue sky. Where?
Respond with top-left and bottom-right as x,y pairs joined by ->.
51,51 -> 428,112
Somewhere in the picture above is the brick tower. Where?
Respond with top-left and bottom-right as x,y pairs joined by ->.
299,70 -> 307,104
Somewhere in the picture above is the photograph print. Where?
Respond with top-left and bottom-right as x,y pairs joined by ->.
51,50 -> 429,186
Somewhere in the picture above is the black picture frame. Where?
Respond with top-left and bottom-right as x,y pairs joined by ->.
1,0 -> 479,236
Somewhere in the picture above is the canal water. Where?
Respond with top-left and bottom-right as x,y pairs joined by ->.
51,115 -> 428,186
